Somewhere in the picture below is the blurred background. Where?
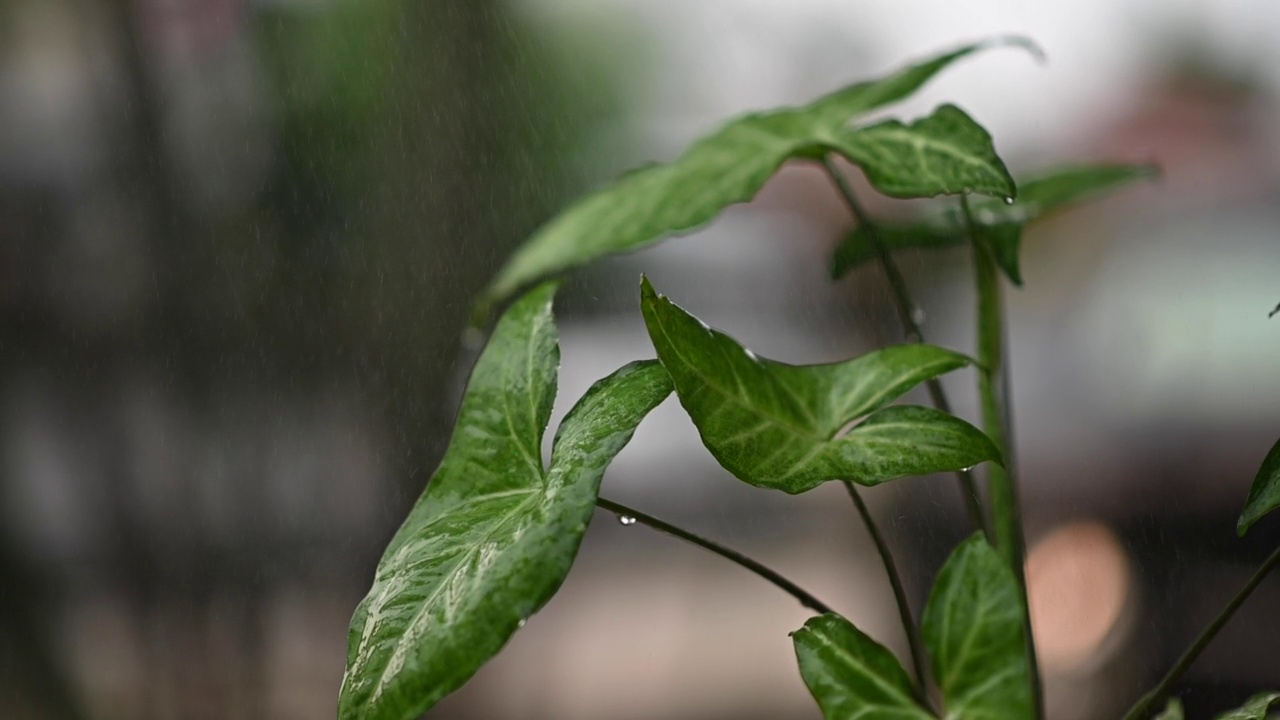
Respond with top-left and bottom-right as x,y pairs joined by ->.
2,1 -> 1280,718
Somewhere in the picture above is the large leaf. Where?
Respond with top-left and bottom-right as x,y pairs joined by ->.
922,534 -> 1032,720
1215,692 -> 1280,719
339,284 -> 673,720
481,37 -> 1037,310
792,613 -> 934,720
831,103 -> 1014,199
832,164 -> 1158,283
640,277 -> 999,493
1238,435 -> 1280,536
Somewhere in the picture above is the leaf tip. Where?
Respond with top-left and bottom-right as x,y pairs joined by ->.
639,275 -> 665,307
1237,512 -> 1259,537
984,35 -> 1048,65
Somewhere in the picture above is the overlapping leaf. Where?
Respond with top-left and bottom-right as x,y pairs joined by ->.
640,278 -> 999,493
922,534 -> 1033,720
1155,698 -> 1184,720
1215,692 -> 1280,719
831,103 -> 1014,199
1238,435 -> 1280,536
480,38 -> 1037,311
339,283 -> 673,720
792,614 -> 934,720
832,164 -> 1158,283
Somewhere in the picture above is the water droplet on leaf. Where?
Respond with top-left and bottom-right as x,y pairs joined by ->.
618,515 -> 637,526
517,618 -> 528,629
1003,196 -> 1015,205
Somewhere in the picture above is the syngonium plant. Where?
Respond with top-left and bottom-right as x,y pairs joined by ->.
337,37 -> 1280,720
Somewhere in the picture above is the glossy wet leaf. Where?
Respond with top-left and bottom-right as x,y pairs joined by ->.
831,104 -> 1014,199
1215,692 -> 1280,719
1155,698 -> 1184,720
1238,436 -> 1280,536
831,164 -> 1158,283
339,283 -> 673,720
481,37 -> 1038,310
793,613 -> 933,720
922,534 -> 1032,720
641,278 -> 999,493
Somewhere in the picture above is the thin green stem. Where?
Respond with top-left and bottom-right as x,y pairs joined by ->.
821,156 -> 988,538
844,482 -> 931,706
962,196 -> 1041,719
596,496 -> 835,615
1121,544 -> 1280,720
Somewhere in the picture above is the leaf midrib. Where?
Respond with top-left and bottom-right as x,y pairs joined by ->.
357,489 -> 541,711
804,627 -> 926,714
650,304 -> 822,442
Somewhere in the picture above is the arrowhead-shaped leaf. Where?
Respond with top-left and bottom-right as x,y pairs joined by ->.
792,613 -> 934,720
832,164 -> 1158,283
922,534 -> 1033,720
1238,436 -> 1280,536
1215,692 -> 1280,719
482,37 -> 1038,310
1155,698 -> 1185,720
339,283 -> 673,720
640,278 -> 999,493
831,104 -> 1014,199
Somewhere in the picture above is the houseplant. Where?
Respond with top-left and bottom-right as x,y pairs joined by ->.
337,37 -> 1280,720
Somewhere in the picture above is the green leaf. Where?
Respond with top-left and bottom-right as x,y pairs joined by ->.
922,534 -> 1033,720
1238,436 -> 1280,536
1155,698 -> 1185,720
792,613 -> 934,720
481,37 -> 1039,310
640,277 -> 999,493
831,164 -> 1159,282
1215,692 -> 1280,719
339,283 -> 673,720
831,104 -> 1014,199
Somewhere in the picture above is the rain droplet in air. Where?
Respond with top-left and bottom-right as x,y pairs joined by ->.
617,515 -> 637,526
910,307 -> 926,324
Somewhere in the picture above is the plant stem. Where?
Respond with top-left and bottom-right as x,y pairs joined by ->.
962,196 -> 1042,719
844,482 -> 931,704
821,157 -> 988,538
596,496 -> 835,615
1121,544 -> 1280,720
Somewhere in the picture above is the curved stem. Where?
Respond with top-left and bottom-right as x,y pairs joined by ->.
596,496 -> 835,615
1121,544 -> 1280,720
844,482 -> 930,704
821,157 -> 988,538
962,196 -> 1042,719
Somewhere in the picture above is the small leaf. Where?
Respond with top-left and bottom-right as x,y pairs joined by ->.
481,37 -> 1038,310
831,164 -> 1158,282
831,104 -> 1015,199
1214,692 -> 1280,719
1155,698 -> 1185,720
641,278 -> 999,493
923,534 -> 1033,720
792,613 -> 934,720
339,283 -> 673,720
1238,436 -> 1280,536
